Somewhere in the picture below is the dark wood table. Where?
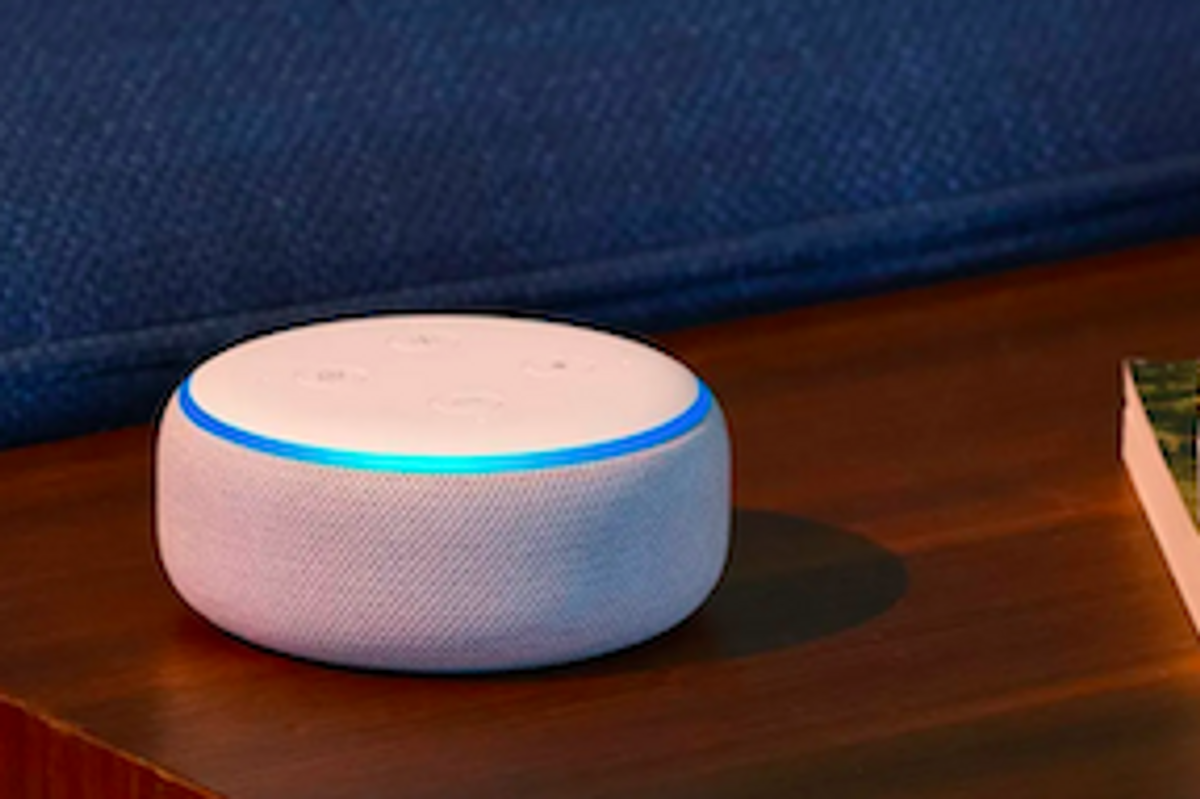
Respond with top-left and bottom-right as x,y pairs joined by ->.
5,238 -> 1200,798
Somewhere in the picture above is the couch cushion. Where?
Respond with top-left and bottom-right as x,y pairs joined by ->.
4,0 -> 1200,446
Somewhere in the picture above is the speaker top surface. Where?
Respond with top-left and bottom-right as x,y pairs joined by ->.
183,315 -> 708,471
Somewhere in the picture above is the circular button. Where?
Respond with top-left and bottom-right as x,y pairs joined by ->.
430,390 -> 505,417
522,356 -> 596,378
294,365 -> 369,389
388,331 -> 459,354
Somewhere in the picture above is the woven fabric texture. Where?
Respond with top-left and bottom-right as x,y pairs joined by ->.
4,0 -> 1200,446
157,394 -> 731,672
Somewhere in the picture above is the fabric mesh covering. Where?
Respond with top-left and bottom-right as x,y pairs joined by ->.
4,0 -> 1200,446
156,394 -> 731,672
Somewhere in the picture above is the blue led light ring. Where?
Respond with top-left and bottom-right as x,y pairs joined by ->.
178,377 -> 714,474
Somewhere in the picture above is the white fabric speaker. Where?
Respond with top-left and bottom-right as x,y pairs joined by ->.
155,315 -> 731,672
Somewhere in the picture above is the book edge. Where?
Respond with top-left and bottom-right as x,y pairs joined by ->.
1121,359 -> 1200,634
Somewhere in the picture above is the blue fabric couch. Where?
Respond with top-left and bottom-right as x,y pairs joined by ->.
4,0 -> 1200,448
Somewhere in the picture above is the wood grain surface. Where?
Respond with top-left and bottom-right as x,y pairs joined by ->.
5,237 -> 1200,797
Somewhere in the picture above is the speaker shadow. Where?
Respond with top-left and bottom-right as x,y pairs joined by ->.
538,508 -> 909,676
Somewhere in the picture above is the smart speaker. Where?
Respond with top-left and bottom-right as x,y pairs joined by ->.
155,315 -> 731,672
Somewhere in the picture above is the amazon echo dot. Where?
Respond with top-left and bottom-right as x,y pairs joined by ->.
155,314 -> 731,672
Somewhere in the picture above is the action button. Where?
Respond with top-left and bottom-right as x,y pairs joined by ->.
294,365 -> 369,389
